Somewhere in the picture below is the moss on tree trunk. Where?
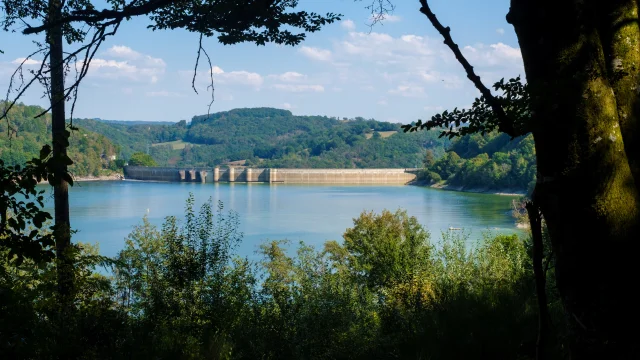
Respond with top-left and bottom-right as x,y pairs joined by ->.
509,0 -> 640,358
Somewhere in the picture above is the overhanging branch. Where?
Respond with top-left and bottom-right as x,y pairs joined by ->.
418,0 -> 516,136
22,0 -> 175,35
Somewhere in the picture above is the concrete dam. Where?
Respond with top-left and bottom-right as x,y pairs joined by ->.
123,166 -> 418,185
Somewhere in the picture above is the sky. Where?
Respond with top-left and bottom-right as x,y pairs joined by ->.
0,0 -> 524,123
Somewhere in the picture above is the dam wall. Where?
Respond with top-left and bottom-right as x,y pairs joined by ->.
124,166 -> 417,185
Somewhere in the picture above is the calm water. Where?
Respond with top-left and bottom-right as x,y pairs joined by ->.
41,181 -> 522,259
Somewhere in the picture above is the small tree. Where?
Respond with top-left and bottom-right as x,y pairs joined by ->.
128,152 -> 158,167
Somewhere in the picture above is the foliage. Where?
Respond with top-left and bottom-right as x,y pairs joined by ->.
0,102 -> 120,177
128,152 -> 158,167
402,77 -> 530,139
77,107 -> 449,169
113,194 -> 243,358
0,147 -> 54,265
1,193 -> 564,359
419,131 -> 536,192
342,209 -> 432,289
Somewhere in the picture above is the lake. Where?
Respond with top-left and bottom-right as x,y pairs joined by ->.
41,181 -> 523,259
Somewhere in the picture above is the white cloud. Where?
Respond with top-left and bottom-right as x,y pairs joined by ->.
74,46 -> 167,84
299,46 -> 332,62
11,58 -> 41,65
146,91 -> 185,97
462,42 -> 522,67
272,84 -> 324,92
388,84 -> 427,98
377,98 -> 388,106
85,57 -> 164,84
105,45 -> 141,60
209,66 -> 263,88
267,71 -> 307,82
336,32 -> 437,67
341,19 -> 356,31
122,87 -> 133,95
496,28 -> 505,35
282,102 -> 293,109
424,105 -> 444,112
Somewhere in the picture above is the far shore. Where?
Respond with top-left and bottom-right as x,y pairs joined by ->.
37,173 -> 124,185
411,180 -> 526,197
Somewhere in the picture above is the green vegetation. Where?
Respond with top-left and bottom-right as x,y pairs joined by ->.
0,193 -> 562,359
128,152 -> 158,167
419,132 -> 536,193
3,103 -> 536,191
76,108 -> 449,169
0,102 -> 121,177
152,139 -> 198,150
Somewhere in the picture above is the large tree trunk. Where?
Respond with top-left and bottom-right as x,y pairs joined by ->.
47,0 -> 73,311
508,0 -> 640,358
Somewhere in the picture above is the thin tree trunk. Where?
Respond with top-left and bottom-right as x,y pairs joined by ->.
508,0 -> 640,358
527,201 -> 548,360
48,0 -> 73,329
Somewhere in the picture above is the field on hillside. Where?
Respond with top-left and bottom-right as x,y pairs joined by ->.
152,140 -> 197,150
365,131 -> 397,139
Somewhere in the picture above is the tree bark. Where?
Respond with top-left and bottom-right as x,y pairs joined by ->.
47,0 -> 73,312
527,201 -> 548,360
508,0 -> 640,358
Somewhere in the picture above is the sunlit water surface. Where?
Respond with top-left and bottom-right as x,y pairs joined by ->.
40,181 -> 524,259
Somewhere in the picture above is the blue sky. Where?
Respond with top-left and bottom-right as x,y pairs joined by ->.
0,0 -> 523,123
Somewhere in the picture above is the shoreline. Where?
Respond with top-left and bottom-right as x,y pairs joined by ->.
411,180 -> 526,197
74,174 -> 124,182
38,174 -> 124,185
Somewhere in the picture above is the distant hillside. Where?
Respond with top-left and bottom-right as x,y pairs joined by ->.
78,107 -> 450,169
93,119 -> 177,126
3,103 -> 536,191
1,102 -> 120,177
72,118 -> 186,159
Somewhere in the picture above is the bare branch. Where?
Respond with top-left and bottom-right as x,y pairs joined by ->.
364,0 -> 396,26
1,49 -> 50,133
202,45 -> 215,116
191,34 -> 216,117
32,22 -> 122,119
418,0 -> 516,136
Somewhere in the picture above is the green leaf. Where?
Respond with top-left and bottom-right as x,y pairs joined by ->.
63,172 -> 74,186
40,145 -> 52,159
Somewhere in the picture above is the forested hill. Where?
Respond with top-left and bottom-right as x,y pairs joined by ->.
0,102 -> 120,177
3,104 -> 536,189
421,131 -> 537,194
75,107 -> 451,169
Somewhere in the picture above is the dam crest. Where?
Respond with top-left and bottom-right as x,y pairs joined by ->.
124,166 -> 418,185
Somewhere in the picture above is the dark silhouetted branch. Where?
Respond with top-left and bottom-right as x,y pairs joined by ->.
418,0 -> 516,136
526,200 -> 548,360
191,34 -> 216,116
22,0 -> 175,35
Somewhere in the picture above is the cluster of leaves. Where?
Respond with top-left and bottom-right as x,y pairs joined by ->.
0,146 -> 54,265
148,0 -> 341,46
128,152 -> 157,167
0,102 -> 121,177
402,77 -> 530,139
1,193 -> 565,359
